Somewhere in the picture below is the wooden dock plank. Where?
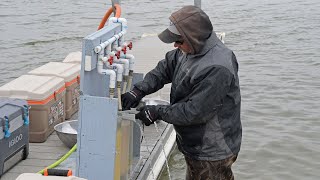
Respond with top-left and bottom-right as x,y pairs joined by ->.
27,152 -> 68,160
1,172 -> 21,180
29,146 -> 68,153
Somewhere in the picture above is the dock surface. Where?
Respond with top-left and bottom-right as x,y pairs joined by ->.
1,35 -> 176,180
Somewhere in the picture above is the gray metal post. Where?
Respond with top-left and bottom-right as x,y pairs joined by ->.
194,0 -> 201,8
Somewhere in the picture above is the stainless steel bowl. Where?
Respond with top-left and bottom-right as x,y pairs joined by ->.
54,120 -> 78,149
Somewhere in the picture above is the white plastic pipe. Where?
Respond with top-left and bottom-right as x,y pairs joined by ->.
111,64 -> 124,82
112,41 -> 118,52
95,36 -> 117,53
109,17 -> 128,46
118,18 -> 127,44
109,17 -> 128,31
94,32 -> 127,54
107,51 -> 128,94
114,59 -> 129,76
120,54 -> 135,92
106,44 -> 112,54
109,51 -> 116,58
95,18 -> 128,54
97,61 -> 116,89
115,46 -> 122,52
113,58 -> 129,94
121,54 -> 135,71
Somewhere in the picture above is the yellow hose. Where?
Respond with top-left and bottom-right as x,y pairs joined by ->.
37,144 -> 77,174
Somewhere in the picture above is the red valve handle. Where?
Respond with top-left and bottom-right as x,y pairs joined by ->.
108,56 -> 114,65
115,51 -> 121,59
122,46 -> 127,54
128,42 -> 133,50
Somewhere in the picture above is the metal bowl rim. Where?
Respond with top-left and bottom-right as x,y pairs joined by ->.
54,120 -> 78,135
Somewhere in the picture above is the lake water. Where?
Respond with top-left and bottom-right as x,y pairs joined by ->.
1,0 -> 320,179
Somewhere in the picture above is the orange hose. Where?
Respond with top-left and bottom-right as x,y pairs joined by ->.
114,4 -> 121,18
97,4 -> 122,30
98,7 -> 113,30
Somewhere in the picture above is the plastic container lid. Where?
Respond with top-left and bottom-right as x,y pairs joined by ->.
63,51 -> 82,64
28,62 -> 80,83
0,75 -> 65,101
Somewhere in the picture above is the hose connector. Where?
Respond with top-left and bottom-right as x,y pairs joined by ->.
109,88 -> 115,98
122,46 -> 127,54
116,51 -> 121,59
129,70 -> 134,76
128,42 -> 133,50
117,81 -> 121,89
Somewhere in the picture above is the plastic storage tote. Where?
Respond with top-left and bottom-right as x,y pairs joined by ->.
0,75 -> 66,142
28,62 -> 80,119
0,98 -> 29,177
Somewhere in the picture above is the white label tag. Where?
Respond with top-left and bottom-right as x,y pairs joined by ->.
84,55 -> 92,71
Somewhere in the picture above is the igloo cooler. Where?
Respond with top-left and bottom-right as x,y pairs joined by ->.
0,75 -> 66,142
0,98 -> 29,177
28,62 -> 80,119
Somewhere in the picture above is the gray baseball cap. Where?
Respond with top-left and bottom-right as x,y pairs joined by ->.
158,21 -> 182,43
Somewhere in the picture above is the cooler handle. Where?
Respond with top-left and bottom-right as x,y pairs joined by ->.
4,116 -> 11,138
23,105 -> 30,125
44,168 -> 72,176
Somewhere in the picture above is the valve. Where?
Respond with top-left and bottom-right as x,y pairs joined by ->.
108,56 -> 114,65
115,51 -> 121,59
4,116 -> 11,138
122,46 -> 127,54
23,105 -> 29,125
128,42 -> 133,50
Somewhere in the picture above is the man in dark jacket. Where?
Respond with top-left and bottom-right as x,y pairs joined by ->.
122,5 -> 242,180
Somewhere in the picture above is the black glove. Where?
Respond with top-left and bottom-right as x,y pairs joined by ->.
135,105 -> 160,126
121,87 -> 145,110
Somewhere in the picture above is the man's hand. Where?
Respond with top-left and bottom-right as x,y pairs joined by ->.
135,105 -> 160,126
121,87 -> 144,110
